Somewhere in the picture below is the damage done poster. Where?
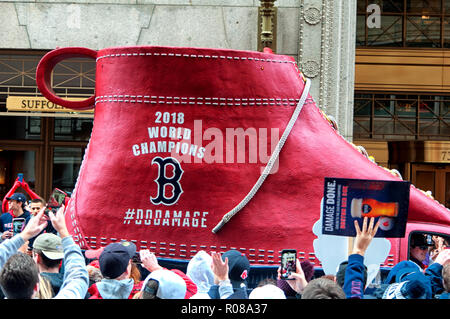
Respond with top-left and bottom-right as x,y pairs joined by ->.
321,177 -> 411,238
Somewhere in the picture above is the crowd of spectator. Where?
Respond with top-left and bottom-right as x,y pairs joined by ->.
0,186 -> 449,300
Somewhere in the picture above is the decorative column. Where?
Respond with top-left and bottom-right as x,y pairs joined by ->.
298,0 -> 356,141
258,0 -> 278,52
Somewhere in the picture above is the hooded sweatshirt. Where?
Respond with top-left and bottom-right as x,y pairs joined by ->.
143,269 -> 187,299
88,278 -> 136,299
186,251 -> 215,298
343,254 -> 366,299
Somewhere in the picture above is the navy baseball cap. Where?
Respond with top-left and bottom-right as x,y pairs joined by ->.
410,233 -> 433,248
222,250 -> 250,289
99,241 -> 136,279
6,193 -> 27,203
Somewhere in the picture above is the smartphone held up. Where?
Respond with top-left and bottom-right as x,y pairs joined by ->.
280,249 -> 297,280
45,188 -> 67,216
12,218 -> 26,235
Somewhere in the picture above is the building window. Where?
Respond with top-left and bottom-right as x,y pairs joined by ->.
0,51 -> 95,200
0,52 -> 95,113
357,0 -> 450,48
354,92 -> 450,140
52,147 -> 84,195
54,118 -> 93,141
0,116 -> 41,140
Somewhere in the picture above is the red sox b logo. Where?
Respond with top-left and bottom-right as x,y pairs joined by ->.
150,157 -> 184,206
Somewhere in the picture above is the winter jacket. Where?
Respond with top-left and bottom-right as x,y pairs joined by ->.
424,262 -> 445,297
343,254 -> 365,299
186,250 -> 215,296
41,272 -> 64,295
171,268 -> 197,298
53,236 -> 89,299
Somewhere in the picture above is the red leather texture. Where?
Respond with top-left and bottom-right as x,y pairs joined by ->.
36,47 -> 97,110
36,46 -> 450,265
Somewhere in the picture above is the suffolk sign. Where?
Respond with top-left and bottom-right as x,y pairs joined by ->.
6,96 -> 93,113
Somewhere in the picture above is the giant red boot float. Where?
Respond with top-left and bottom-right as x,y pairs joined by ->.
36,46 -> 450,265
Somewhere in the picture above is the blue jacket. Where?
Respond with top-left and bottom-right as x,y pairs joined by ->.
439,292 -> 450,299
53,236 -> 89,299
424,262 -> 445,297
344,255 -> 444,299
207,281 -> 240,299
343,254 -> 365,299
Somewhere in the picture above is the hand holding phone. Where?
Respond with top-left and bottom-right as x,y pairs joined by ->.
47,204 -> 69,238
47,188 -> 67,208
277,251 -> 308,294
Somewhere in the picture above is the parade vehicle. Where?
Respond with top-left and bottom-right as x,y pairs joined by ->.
29,46 -> 450,286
